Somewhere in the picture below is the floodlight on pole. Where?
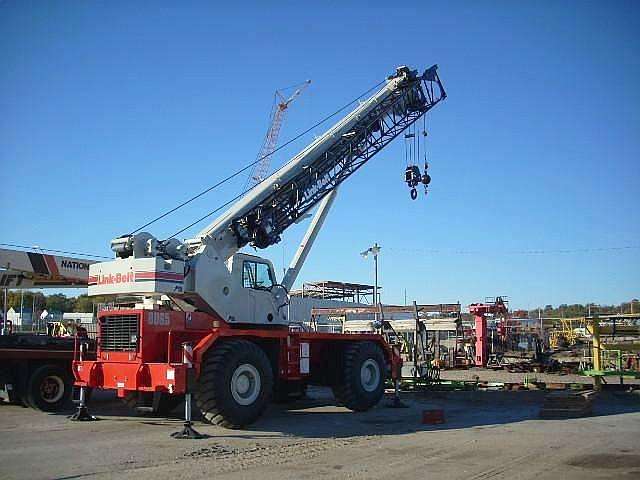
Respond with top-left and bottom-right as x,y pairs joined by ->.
360,243 -> 381,306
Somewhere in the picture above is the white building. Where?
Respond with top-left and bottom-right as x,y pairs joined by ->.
6,307 -> 33,326
62,312 -> 95,324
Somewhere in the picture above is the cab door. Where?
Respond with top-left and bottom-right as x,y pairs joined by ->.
241,259 -> 278,324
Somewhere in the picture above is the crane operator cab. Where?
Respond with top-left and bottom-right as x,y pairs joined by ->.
229,253 -> 289,325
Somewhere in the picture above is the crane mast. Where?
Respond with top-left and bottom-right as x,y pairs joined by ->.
244,81 -> 311,191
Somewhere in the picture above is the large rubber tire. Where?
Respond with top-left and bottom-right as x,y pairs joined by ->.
122,392 -> 184,416
26,364 -> 73,412
332,341 -> 386,412
195,339 -> 273,429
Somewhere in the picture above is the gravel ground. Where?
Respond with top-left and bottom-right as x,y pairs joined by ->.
1,381 -> 639,480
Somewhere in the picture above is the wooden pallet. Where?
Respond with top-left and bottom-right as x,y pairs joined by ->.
539,390 -> 597,419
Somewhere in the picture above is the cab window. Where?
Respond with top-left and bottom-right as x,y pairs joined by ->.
242,261 -> 274,290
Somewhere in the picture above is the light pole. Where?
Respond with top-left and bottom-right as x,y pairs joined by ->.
20,290 -> 24,328
2,288 -> 7,335
360,243 -> 381,306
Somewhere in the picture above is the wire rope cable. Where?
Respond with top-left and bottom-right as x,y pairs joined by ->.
0,242 -> 110,259
129,78 -> 386,236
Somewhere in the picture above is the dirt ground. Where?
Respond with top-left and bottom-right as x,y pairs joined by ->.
1,378 -> 639,480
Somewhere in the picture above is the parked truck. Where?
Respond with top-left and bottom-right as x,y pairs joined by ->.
0,333 -> 94,411
0,247 -> 97,411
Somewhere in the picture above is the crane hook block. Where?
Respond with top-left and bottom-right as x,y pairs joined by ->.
405,165 -> 421,188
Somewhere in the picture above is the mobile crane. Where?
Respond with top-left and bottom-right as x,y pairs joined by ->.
0,247 -> 97,411
73,64 -> 446,428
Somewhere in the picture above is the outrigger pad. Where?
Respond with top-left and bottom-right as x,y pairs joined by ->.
69,405 -> 99,421
170,421 -> 207,440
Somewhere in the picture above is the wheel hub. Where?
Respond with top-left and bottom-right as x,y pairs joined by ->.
41,375 -> 64,403
236,375 -> 250,394
360,359 -> 381,393
230,364 -> 261,406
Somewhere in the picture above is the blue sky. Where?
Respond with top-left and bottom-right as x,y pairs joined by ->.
1,1 -> 638,309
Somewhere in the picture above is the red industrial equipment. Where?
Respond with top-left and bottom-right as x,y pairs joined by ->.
469,297 -> 509,367
72,65 -> 446,430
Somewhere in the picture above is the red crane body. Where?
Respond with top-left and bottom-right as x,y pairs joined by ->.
469,297 -> 509,367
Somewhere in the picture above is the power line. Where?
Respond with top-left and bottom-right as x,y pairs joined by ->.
0,243 -> 110,259
168,192 -> 246,239
129,78 -> 386,236
386,245 -> 640,256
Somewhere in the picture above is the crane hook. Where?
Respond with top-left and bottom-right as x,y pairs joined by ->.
405,165 -> 422,200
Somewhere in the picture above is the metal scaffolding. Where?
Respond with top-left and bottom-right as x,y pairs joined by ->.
290,280 -> 376,304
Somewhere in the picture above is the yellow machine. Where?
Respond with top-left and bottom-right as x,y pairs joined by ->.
46,321 -> 85,337
548,317 -> 586,349
582,314 -> 640,389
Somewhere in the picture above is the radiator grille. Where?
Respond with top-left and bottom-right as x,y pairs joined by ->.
100,314 -> 139,351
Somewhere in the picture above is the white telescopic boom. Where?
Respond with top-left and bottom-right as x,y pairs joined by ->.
194,70 -> 411,251
281,188 -> 338,291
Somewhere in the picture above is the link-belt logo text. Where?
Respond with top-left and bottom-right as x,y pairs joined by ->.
96,272 -> 134,285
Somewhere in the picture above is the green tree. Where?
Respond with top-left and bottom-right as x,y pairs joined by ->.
73,294 -> 94,313
73,294 -> 112,312
45,293 -> 73,313
5,290 -> 46,313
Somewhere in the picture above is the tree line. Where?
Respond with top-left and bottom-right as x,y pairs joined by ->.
3,291 -> 638,317
3,291 -> 111,314
527,300 -> 639,318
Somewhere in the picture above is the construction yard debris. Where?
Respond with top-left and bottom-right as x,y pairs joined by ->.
540,390 -> 598,419
421,408 -> 445,424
